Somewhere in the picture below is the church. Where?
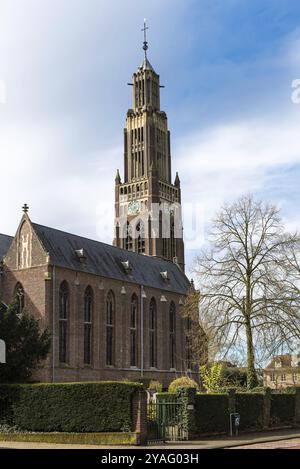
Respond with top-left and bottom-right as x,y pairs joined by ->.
0,30 -> 197,387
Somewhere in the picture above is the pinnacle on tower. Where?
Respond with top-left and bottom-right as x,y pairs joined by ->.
174,172 -> 180,187
115,169 -> 121,184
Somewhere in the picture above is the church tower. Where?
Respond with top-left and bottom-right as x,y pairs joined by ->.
114,22 -> 185,271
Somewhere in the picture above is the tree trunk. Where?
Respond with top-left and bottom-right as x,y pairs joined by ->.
245,318 -> 258,389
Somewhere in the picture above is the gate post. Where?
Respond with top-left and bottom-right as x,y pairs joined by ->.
132,389 -> 148,445
176,387 -> 197,440
294,386 -> 300,426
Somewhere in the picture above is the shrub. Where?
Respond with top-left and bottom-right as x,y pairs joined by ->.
222,367 -> 247,388
200,363 -> 223,392
270,394 -> 295,426
147,380 -> 162,393
155,392 -> 179,403
168,377 -> 199,393
195,393 -> 229,433
235,393 -> 264,430
0,381 -> 141,432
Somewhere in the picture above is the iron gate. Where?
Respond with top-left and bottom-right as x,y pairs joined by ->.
147,400 -> 188,443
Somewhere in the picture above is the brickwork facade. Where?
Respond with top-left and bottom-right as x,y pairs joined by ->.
1,216 -> 196,387
0,39 -> 200,387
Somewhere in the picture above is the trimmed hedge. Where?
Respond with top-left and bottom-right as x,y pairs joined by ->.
270,394 -> 295,426
0,381 -> 141,433
235,393 -> 264,430
195,394 -> 229,434
156,392 -> 178,403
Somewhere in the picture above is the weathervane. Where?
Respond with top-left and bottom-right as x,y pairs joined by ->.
141,19 -> 149,58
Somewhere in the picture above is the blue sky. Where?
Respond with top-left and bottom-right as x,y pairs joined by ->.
1,0 -> 300,274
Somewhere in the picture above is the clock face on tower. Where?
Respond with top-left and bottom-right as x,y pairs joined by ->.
128,200 -> 140,216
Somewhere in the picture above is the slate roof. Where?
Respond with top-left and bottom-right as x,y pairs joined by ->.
0,233 -> 13,260
32,223 -> 190,295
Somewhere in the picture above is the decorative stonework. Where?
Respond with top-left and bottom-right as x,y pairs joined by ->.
18,222 -> 32,269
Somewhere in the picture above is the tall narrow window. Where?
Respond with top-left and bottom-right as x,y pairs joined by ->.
14,282 -> 25,316
149,298 -> 157,368
125,222 -> 133,251
84,286 -> 93,365
130,295 -> 138,367
59,281 -> 69,363
106,291 -> 114,366
137,221 -> 145,254
170,215 -> 175,260
169,302 -> 176,369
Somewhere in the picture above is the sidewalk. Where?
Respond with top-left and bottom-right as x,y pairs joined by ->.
1,429 -> 300,449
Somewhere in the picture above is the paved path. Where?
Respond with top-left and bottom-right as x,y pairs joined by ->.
232,437 -> 300,449
1,429 -> 300,450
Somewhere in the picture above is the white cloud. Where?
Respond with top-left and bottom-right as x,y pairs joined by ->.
174,108 -> 300,263
1,1 -> 300,275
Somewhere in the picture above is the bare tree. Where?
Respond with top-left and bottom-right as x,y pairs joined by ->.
181,289 -> 208,369
194,195 -> 300,388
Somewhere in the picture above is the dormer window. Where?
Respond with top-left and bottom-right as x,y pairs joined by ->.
75,249 -> 86,262
121,260 -> 132,274
160,271 -> 169,281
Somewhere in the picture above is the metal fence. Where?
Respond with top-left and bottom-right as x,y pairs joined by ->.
147,400 -> 188,443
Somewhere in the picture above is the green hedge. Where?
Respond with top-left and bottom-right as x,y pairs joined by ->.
235,393 -> 264,430
195,394 -> 229,434
156,393 -> 178,403
0,381 -> 141,433
270,394 -> 295,426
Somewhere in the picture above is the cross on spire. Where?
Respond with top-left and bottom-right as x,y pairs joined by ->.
141,19 -> 149,58
22,203 -> 29,214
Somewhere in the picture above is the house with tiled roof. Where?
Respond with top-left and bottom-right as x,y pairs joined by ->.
263,354 -> 300,389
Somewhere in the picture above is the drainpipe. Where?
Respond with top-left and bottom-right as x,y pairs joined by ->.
140,284 -> 144,378
52,265 -> 56,382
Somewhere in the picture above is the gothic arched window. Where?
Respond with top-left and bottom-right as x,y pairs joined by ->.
149,298 -> 157,368
106,291 -> 115,366
84,286 -> 93,365
59,281 -> 69,363
169,301 -> 176,369
136,221 -> 145,254
14,282 -> 25,316
125,222 -> 133,251
130,294 -> 138,367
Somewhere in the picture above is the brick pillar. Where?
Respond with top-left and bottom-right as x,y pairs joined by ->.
176,387 -> 197,439
132,389 -> 148,445
228,388 -> 236,413
263,387 -> 271,429
294,386 -> 300,426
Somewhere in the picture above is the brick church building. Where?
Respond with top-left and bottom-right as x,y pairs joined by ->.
0,32 -> 198,387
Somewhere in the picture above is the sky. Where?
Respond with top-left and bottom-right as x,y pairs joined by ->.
1,0 -> 300,275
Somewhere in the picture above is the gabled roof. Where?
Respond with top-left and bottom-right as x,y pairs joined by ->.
266,353 -> 300,369
0,234 -> 13,260
32,223 -> 190,295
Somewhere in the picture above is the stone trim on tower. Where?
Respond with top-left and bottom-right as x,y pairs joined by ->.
114,24 -> 185,272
